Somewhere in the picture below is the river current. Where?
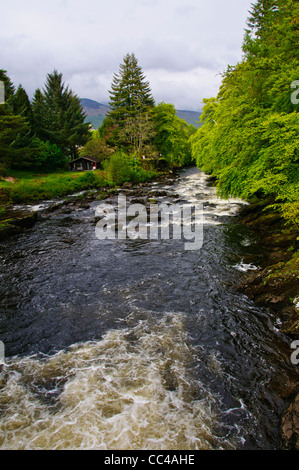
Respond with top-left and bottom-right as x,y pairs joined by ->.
0,167 -> 297,450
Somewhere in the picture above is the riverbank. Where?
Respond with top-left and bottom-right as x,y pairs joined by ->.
236,199 -> 299,450
236,199 -> 299,337
0,167 -> 176,241
1,167 -> 298,449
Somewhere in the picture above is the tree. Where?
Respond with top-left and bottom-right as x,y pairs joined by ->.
0,104 -> 33,169
190,0 -> 299,225
246,0 -> 279,39
10,84 -> 34,127
108,53 -> 155,125
32,70 -> 90,158
30,139 -> 67,173
103,54 -> 156,151
79,130 -> 114,164
118,113 -> 156,154
153,103 -> 195,166
31,88 -> 46,138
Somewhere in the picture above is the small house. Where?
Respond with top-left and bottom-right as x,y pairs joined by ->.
69,156 -> 99,172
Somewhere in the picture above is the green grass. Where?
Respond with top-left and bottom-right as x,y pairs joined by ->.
0,170 -> 109,204
0,154 -> 159,206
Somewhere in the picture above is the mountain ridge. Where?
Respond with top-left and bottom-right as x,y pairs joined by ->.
80,98 -> 201,129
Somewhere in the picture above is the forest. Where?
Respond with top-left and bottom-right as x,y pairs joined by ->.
0,53 -> 196,199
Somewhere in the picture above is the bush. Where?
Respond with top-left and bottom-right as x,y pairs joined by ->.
105,152 -> 156,185
105,152 -> 133,185
77,171 -> 107,189
31,139 -> 67,173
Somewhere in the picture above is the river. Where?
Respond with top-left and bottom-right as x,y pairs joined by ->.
0,167 -> 297,450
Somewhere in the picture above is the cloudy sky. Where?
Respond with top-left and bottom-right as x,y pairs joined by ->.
1,0 -> 253,111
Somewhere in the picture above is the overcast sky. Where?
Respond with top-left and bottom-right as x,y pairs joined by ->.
1,0 -> 253,111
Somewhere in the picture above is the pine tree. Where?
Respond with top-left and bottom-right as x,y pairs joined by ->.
32,70 -> 90,158
31,88 -> 46,138
0,104 -> 32,169
108,53 -> 155,124
0,72 -> 37,169
10,84 -> 34,127
246,0 -> 279,38
105,53 -> 155,151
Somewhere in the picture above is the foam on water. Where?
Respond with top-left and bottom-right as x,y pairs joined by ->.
0,313 -> 236,450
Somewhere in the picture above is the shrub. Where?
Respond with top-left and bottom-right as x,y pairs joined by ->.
105,152 -> 133,185
105,152 -> 156,185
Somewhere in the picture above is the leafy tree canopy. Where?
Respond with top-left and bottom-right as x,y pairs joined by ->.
190,0 -> 299,225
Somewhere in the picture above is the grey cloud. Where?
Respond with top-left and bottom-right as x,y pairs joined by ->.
1,0 -> 253,110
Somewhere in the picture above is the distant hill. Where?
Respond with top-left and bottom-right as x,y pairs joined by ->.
176,110 -> 202,128
81,98 -> 109,129
81,98 -> 202,129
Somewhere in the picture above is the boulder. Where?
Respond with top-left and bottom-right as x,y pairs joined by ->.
281,392 -> 299,450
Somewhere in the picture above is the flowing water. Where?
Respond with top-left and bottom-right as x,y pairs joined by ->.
0,167 -> 297,450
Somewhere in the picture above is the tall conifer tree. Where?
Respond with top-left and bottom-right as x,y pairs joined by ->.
32,70 -> 90,158
108,53 -> 155,124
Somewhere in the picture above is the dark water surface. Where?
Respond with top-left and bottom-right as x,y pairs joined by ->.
0,167 -> 297,450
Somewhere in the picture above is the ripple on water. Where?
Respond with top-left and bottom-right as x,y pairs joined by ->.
0,313 -> 237,450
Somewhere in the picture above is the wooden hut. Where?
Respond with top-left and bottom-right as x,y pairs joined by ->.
69,157 -> 99,172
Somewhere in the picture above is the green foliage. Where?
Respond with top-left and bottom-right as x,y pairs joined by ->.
3,171 -> 107,204
77,171 -> 106,189
0,103 -> 33,169
79,131 -> 114,163
9,85 -> 34,126
108,53 -> 155,124
30,139 -> 67,173
102,54 -> 194,165
153,103 -> 195,166
190,0 -> 299,226
105,151 -> 155,185
106,53 -> 155,149
117,112 -> 157,154
31,70 -> 91,158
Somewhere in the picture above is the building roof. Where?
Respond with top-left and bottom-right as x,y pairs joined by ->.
70,156 -> 100,163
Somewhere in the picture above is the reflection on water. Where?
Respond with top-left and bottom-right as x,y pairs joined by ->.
0,168 -> 297,450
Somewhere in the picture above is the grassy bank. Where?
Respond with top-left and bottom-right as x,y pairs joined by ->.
0,170 -> 110,205
0,153 -> 159,206
0,163 -> 162,239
